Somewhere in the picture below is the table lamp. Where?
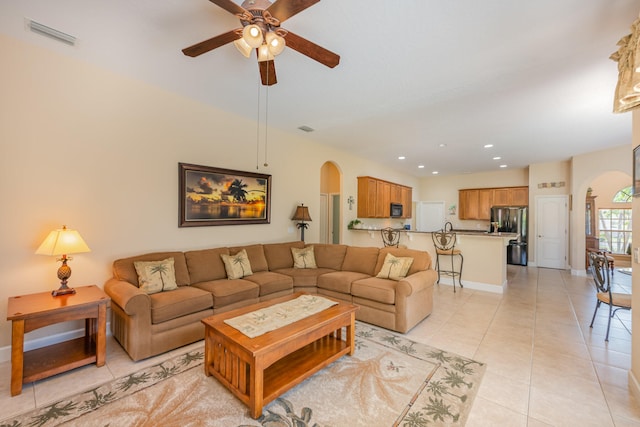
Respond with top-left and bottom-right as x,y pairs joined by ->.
291,204 -> 312,242
35,225 -> 91,296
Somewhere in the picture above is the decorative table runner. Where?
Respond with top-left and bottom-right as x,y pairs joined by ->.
224,294 -> 338,338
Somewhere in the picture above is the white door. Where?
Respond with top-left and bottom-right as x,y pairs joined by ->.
416,201 -> 446,231
536,195 -> 568,269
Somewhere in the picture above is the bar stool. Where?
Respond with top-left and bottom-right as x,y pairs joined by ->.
431,229 -> 464,292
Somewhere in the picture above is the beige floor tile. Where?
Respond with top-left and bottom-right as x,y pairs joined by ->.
465,396 -> 528,427
594,363 -> 632,389
601,383 -> 640,423
33,363 -> 115,407
476,371 -> 529,415
528,385 -> 614,426
589,346 -> 631,370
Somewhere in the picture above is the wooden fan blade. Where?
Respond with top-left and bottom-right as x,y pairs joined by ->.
182,30 -> 241,57
209,0 -> 248,16
266,0 -> 320,23
259,60 -> 277,86
284,30 -> 340,68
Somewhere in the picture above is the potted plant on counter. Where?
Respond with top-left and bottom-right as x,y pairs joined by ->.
348,219 -> 363,230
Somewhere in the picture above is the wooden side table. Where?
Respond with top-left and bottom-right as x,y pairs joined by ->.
7,285 -> 110,396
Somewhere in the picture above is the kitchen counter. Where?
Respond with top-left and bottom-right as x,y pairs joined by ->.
348,228 -> 513,293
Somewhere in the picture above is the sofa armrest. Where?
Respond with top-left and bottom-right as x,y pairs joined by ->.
104,278 -> 151,316
396,270 -> 438,296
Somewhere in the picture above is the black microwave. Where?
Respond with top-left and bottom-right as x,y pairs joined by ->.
390,203 -> 403,217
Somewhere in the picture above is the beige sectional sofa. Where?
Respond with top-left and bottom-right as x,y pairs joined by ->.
105,241 -> 437,361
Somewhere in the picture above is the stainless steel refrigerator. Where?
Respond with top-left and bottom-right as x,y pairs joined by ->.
490,206 -> 528,266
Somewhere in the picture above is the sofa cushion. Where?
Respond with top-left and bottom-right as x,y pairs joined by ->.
274,267 -> 336,287
134,258 -> 179,294
263,241 -> 305,270
242,271 -> 293,296
229,244 -> 268,272
113,252 -> 190,287
317,270 -> 371,294
292,246 -> 317,269
309,244 -> 347,270
375,247 -> 431,276
341,246 -> 380,276
192,279 -> 260,308
221,249 -> 253,279
149,286 -> 213,324
375,253 -> 414,281
185,247 -> 229,283
351,277 -> 397,305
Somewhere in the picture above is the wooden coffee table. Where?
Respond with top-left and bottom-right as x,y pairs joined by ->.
201,293 -> 358,419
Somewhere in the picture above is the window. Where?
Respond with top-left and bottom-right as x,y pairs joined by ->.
613,186 -> 632,203
598,208 -> 631,254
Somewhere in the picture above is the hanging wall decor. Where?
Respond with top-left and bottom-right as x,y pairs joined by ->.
179,163 -> 271,227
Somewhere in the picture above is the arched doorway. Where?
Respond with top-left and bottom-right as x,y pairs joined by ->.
320,162 -> 341,244
586,170 -> 632,269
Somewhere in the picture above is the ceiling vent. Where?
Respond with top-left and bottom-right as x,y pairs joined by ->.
26,19 -> 77,46
298,125 -> 315,133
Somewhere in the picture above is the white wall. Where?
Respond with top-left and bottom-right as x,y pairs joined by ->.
0,34 -> 420,349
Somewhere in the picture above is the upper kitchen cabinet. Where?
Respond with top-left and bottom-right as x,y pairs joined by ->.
459,189 -> 493,220
493,186 -> 529,206
357,176 -> 412,218
459,186 -> 528,220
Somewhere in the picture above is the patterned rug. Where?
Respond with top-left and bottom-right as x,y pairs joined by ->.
1,323 -> 485,427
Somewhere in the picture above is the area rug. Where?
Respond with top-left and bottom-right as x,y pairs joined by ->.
2,323 -> 485,427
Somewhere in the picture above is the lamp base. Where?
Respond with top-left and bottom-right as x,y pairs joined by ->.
52,284 -> 76,297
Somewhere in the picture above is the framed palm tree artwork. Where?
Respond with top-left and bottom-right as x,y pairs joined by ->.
179,163 -> 271,227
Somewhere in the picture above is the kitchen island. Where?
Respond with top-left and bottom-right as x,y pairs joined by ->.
348,228 -> 517,293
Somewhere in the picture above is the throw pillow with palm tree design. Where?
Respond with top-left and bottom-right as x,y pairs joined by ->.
220,249 -> 253,279
376,253 -> 414,281
133,258 -> 179,294
291,246 -> 317,269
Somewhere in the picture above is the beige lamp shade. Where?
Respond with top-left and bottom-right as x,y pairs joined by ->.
35,225 -> 91,256
233,38 -> 252,58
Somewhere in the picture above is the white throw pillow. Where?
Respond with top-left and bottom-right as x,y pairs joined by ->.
376,253 -> 414,281
292,246 -> 318,269
221,249 -> 253,279
134,258 -> 179,294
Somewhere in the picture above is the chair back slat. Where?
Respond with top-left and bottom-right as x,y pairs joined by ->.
432,230 -> 457,251
588,251 -> 610,294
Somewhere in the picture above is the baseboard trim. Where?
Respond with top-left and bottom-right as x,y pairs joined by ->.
436,278 -> 505,294
0,322 -> 111,364
629,370 -> 640,403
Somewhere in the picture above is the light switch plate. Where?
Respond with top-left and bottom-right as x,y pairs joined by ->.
634,247 -> 639,264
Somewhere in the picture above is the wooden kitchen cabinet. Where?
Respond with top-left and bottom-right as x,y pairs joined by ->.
459,186 -> 528,220
357,176 -> 412,218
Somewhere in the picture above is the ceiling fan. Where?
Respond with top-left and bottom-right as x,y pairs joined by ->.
182,0 -> 340,86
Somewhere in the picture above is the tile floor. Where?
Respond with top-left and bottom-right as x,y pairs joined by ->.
0,265 -> 638,426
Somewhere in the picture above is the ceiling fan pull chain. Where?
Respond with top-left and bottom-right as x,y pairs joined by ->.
256,79 -> 261,170
264,68 -> 269,167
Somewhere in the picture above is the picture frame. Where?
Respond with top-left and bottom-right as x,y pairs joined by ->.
179,163 -> 271,227
635,146 -> 640,197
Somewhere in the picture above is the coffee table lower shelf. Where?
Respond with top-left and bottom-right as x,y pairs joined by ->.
206,334 -> 349,416
201,293 -> 358,419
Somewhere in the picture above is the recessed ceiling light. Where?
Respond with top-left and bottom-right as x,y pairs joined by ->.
418,165 -> 425,169
398,156 -> 406,160
499,164 -> 507,168
484,144 -> 494,148
493,156 -> 501,160
438,144 -> 447,148
432,171 -> 439,175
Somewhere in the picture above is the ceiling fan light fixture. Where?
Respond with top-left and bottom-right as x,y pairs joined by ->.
233,38 -> 252,58
265,31 -> 285,56
257,44 -> 274,62
243,24 -> 263,48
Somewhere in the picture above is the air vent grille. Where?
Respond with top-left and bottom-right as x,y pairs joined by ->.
27,19 -> 77,46
298,125 -> 315,133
